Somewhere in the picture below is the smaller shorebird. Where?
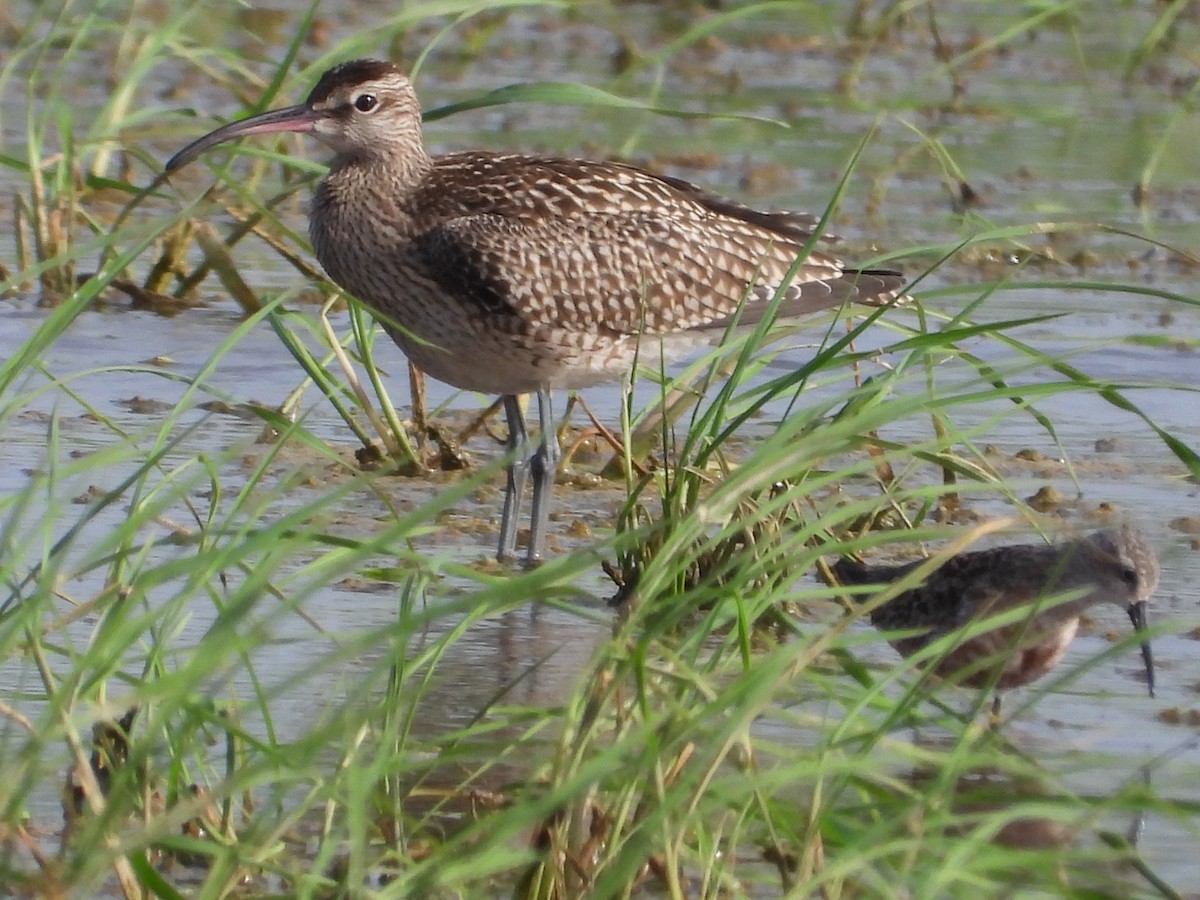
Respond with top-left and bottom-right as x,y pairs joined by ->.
164,59 -> 906,564
832,524 -> 1158,708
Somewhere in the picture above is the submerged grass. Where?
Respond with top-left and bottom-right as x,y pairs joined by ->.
1,1 -> 1199,897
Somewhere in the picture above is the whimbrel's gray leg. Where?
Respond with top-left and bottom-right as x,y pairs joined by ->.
527,388 -> 559,565
498,394 -> 529,561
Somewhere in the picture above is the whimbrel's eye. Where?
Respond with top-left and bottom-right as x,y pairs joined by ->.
354,93 -> 378,112
1119,565 -> 1139,587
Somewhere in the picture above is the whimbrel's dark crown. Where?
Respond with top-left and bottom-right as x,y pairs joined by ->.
306,58 -> 401,105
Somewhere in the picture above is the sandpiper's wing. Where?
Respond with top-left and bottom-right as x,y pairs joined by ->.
836,547 -> 1040,633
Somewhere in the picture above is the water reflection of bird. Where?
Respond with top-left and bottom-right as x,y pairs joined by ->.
165,59 -> 906,564
831,524 -> 1158,708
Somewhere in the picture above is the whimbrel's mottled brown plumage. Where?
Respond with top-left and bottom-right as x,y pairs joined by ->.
833,524 -> 1158,704
166,58 -> 906,563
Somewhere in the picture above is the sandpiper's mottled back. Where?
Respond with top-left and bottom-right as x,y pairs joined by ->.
166,59 -> 907,563
833,524 -> 1158,704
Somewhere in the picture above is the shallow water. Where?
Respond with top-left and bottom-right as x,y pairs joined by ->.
2,1 -> 1200,890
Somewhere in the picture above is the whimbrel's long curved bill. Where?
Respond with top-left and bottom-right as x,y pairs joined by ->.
165,104 -> 326,172
1127,600 -> 1155,698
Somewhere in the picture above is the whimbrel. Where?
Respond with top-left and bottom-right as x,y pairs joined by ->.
166,59 -> 907,563
832,524 -> 1158,706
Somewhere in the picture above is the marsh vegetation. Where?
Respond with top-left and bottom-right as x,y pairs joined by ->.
1,1 -> 1198,896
